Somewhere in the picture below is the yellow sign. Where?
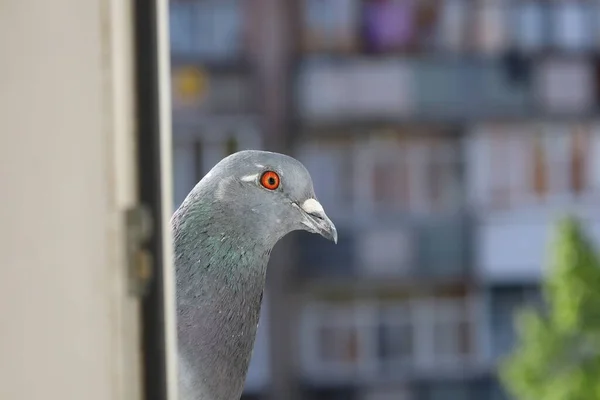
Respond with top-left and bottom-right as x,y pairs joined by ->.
173,66 -> 209,104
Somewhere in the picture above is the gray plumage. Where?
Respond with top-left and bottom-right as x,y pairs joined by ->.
172,150 -> 337,400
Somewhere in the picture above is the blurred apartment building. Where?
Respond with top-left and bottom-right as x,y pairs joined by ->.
169,1 -> 600,399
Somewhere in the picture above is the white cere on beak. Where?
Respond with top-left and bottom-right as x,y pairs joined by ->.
241,174 -> 258,182
301,198 -> 325,215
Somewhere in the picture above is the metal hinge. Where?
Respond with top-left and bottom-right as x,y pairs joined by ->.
125,205 -> 154,297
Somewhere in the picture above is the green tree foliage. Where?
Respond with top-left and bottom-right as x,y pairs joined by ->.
500,217 -> 600,400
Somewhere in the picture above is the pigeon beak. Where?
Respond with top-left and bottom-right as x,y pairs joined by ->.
300,198 -> 338,244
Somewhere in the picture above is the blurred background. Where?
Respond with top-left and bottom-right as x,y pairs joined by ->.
168,1 -> 600,399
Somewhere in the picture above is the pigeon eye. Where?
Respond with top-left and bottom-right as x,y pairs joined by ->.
260,171 -> 280,190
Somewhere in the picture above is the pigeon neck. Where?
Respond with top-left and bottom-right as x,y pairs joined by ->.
173,209 -> 272,400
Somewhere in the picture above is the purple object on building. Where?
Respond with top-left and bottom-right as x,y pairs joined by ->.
364,0 -> 415,52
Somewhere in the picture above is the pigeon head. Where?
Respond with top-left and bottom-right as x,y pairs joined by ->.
174,150 -> 337,400
197,149 -> 337,246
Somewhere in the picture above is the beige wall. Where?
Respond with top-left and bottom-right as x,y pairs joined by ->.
0,1 -> 150,399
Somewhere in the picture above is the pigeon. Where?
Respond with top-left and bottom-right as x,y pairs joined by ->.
172,150 -> 337,400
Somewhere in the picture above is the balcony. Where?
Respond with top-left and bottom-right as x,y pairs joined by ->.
477,214 -> 600,284
296,213 -> 472,284
295,54 -> 600,130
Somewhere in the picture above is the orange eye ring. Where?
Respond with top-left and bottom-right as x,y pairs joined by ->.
260,171 -> 280,190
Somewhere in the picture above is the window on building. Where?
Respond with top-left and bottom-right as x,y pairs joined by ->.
302,294 -> 478,380
317,324 -> 359,364
169,1 -> 194,54
512,1 -> 547,53
378,304 -> 414,371
544,128 -> 574,200
436,0 -> 468,52
360,133 -> 461,216
377,323 -> 414,364
550,1 -> 594,52
372,159 -> 407,209
430,297 -> 473,365
304,302 -> 378,377
423,139 -> 461,212
170,0 -> 243,60
471,0 -> 508,55
490,285 -> 542,359
310,305 -> 369,375
479,123 -> 599,211
301,0 -> 360,53
363,135 -> 414,213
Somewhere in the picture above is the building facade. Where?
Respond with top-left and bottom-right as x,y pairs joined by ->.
169,1 -> 600,399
